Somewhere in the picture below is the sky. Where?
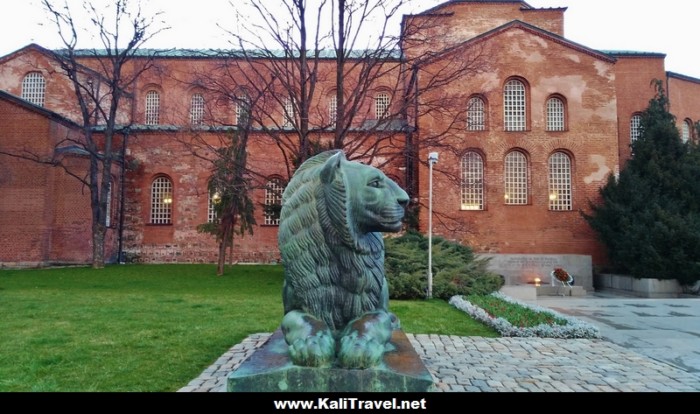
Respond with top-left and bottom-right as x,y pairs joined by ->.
1,0 -> 698,79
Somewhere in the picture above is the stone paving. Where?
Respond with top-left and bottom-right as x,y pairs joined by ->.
178,332 -> 700,392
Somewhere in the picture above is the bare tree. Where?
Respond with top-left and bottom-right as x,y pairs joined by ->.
197,0 -> 488,200
1,0 -> 168,268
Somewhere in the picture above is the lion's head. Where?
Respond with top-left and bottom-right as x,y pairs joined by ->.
278,150 -> 409,331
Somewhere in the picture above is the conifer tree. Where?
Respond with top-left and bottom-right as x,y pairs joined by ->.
584,80 -> 700,285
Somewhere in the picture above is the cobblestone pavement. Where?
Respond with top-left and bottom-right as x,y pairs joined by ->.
178,332 -> 700,392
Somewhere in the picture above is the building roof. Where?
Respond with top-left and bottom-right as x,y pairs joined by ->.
0,89 -> 80,129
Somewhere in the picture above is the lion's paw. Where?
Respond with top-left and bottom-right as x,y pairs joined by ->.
337,332 -> 386,369
287,331 -> 336,368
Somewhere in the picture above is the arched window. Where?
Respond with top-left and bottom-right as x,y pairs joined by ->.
375,92 -> 390,119
145,90 -> 160,125
504,79 -> 526,131
467,96 -> 486,131
190,93 -> 205,125
681,119 -> 693,143
630,114 -> 643,143
21,72 -> 46,106
150,176 -> 173,224
283,97 -> 295,128
328,96 -> 338,127
548,152 -> 572,211
546,96 -> 565,131
504,151 -> 528,205
264,177 -> 284,225
460,151 -> 484,210
235,94 -> 250,127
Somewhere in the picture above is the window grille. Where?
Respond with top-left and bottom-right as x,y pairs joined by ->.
460,151 -> 484,210
190,93 -> 204,125
546,97 -> 565,131
21,72 -> 45,106
375,93 -> 390,119
150,176 -> 172,224
467,96 -> 486,131
504,151 -> 528,204
548,152 -> 572,211
264,178 -> 283,225
504,80 -> 526,131
145,90 -> 160,125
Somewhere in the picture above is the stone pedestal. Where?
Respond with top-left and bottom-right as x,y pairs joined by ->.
227,328 -> 434,392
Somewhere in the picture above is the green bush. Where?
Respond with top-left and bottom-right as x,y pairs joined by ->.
384,230 -> 503,300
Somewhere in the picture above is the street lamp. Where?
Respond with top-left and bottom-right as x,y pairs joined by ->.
427,151 -> 438,299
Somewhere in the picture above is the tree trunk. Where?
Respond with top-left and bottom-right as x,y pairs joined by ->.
92,223 -> 105,269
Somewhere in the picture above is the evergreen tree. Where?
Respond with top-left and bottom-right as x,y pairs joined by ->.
584,80 -> 700,285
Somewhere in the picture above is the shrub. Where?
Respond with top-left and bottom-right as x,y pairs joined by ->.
384,230 -> 503,300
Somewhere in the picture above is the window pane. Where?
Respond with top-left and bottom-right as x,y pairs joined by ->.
375,93 -> 389,119
190,93 -> 204,125
504,151 -> 527,204
682,120 -> 691,143
21,72 -> 46,107
548,152 -> 572,211
264,178 -> 283,225
504,80 -> 526,131
283,98 -> 295,128
461,151 -> 484,210
630,115 -> 642,143
145,91 -> 160,125
236,95 -> 250,126
467,97 -> 485,131
150,177 -> 172,224
546,97 -> 565,131
329,97 -> 337,127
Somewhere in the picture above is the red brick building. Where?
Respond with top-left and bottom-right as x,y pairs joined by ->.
2,1 -> 699,280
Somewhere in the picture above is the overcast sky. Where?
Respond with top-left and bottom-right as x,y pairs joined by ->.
1,0 -> 698,79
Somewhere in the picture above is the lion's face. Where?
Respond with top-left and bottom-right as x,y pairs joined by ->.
341,160 -> 409,234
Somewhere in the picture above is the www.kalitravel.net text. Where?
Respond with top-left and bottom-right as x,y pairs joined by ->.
273,397 -> 428,410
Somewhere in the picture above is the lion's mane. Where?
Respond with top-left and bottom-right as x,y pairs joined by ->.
278,150 -> 387,333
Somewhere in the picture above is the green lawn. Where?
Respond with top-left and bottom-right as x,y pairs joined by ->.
0,264 -> 496,392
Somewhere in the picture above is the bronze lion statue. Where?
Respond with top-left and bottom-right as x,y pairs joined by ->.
278,150 -> 409,369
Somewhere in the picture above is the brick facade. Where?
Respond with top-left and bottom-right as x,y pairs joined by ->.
2,1 -> 699,268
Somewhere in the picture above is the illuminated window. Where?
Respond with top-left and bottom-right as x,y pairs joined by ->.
207,187 -> 221,223
190,93 -> 204,125
548,152 -> 572,211
460,151 -> 484,210
467,96 -> 486,131
375,93 -> 389,119
145,90 -> 160,125
21,72 -> 45,106
264,177 -> 284,225
150,176 -> 172,224
504,151 -> 528,205
546,97 -> 565,131
504,79 -> 526,131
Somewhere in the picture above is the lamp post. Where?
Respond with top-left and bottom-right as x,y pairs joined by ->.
427,151 -> 438,299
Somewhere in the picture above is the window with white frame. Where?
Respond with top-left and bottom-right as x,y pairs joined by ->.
150,176 -> 173,224
329,96 -> 338,127
504,79 -> 526,131
467,96 -> 486,131
548,152 -> 572,211
21,72 -> 46,106
504,151 -> 528,205
375,93 -> 389,119
682,119 -> 692,143
190,93 -> 205,125
630,114 -> 642,143
264,177 -> 284,225
235,94 -> 250,126
546,97 -> 565,131
460,151 -> 484,210
283,98 -> 295,128
145,90 -> 160,125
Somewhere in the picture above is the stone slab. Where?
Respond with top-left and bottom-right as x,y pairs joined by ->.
227,328 -> 435,392
479,253 -> 593,291
595,274 -> 682,298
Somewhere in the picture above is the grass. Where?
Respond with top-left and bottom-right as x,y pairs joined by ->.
0,264 -> 497,392
466,294 -> 568,328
